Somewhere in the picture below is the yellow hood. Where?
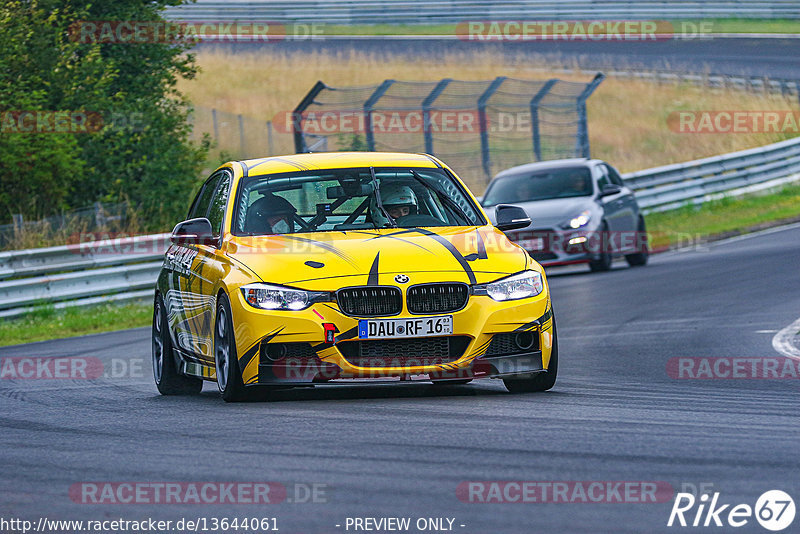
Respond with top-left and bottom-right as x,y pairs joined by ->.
224,225 -> 531,291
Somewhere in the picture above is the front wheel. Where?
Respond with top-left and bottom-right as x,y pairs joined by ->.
503,320 -> 558,393
152,293 -> 202,395
214,293 -> 249,402
588,222 -> 612,272
625,217 -> 649,267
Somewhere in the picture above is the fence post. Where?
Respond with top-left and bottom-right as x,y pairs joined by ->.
364,80 -> 395,151
212,108 -> 219,140
292,81 -> 327,153
575,73 -> 605,158
238,114 -> 245,156
421,78 -> 452,154
529,79 -> 558,161
477,76 -> 506,181
267,121 -> 274,155
12,214 -> 23,234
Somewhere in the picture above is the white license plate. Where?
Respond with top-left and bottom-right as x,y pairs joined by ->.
358,315 -> 453,340
518,237 -> 544,251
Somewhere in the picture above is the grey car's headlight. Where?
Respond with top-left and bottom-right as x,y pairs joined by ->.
483,271 -> 544,302
241,283 -> 328,311
562,209 -> 591,229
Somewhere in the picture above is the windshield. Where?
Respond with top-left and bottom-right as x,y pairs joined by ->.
232,167 -> 485,235
482,167 -> 593,206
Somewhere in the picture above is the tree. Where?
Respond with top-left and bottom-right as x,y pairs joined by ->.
0,0 -> 209,229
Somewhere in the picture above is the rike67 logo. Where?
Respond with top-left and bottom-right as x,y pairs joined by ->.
668,490 -> 795,531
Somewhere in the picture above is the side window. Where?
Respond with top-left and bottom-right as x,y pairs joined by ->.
187,174 -> 221,220
596,166 -> 610,190
207,172 -> 232,237
604,164 -> 624,186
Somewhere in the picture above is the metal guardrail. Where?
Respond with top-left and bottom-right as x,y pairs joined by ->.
1,136 -> 799,318
622,136 -> 800,212
164,1 -> 800,23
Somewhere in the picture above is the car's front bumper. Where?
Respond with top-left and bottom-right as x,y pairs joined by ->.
228,281 -> 554,386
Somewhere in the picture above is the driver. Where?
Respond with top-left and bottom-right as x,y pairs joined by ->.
244,194 -> 296,235
565,171 -> 589,195
369,184 -> 418,226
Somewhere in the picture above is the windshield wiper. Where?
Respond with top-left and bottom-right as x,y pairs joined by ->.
409,169 -> 471,224
369,166 -> 397,228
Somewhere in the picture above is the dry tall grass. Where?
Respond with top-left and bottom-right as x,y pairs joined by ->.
180,49 -> 798,191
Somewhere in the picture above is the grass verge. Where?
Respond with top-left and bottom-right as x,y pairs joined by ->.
646,183 -> 800,250
0,301 -> 152,347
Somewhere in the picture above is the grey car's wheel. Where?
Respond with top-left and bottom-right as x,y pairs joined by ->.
152,294 -> 202,395
214,293 -> 250,402
503,319 -> 558,393
625,217 -> 649,267
589,221 -> 612,272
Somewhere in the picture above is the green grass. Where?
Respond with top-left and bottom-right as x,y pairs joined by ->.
313,19 -> 800,36
0,301 -> 152,347
646,183 -> 800,250
3,184 -> 800,345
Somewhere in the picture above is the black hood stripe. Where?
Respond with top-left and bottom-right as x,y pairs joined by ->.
367,252 -> 380,285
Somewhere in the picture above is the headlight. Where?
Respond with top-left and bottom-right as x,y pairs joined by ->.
564,210 -> 591,229
484,271 -> 544,302
240,283 -> 327,311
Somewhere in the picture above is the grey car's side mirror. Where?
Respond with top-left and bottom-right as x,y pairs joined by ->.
599,184 -> 623,197
495,205 -> 531,231
170,217 -> 216,246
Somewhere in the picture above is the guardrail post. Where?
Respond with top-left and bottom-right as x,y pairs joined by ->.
267,120 -> 274,155
364,80 -> 395,151
422,78 -> 452,154
238,114 -> 245,157
575,73 -> 605,158
529,79 -> 558,161
292,81 -> 327,153
478,76 -> 507,181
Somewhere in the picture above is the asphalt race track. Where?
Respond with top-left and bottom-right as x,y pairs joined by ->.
202,37 -> 800,81
1,223 -> 798,533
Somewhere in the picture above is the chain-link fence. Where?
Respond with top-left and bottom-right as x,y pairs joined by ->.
288,75 -> 604,190
0,202 -> 130,250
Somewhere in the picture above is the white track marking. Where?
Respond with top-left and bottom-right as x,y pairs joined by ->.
772,317 -> 800,361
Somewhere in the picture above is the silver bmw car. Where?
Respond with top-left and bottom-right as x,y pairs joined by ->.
482,158 -> 648,272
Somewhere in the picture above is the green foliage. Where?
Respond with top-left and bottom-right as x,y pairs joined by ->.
336,133 -> 369,151
0,0 -> 208,230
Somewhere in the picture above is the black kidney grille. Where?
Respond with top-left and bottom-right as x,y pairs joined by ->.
407,283 -> 469,314
337,286 -> 402,316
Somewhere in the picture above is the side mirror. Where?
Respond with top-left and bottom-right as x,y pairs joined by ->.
170,218 -> 216,246
599,184 -> 623,198
495,205 -> 531,231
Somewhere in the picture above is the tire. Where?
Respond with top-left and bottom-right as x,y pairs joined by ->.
214,293 -> 252,402
588,221 -> 612,272
625,217 -> 649,267
152,293 -> 203,395
503,320 -> 558,393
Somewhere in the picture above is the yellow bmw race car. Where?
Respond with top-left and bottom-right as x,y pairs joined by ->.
152,152 -> 557,401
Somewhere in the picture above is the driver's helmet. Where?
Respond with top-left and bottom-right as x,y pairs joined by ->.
244,194 -> 297,234
369,183 -> 418,227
